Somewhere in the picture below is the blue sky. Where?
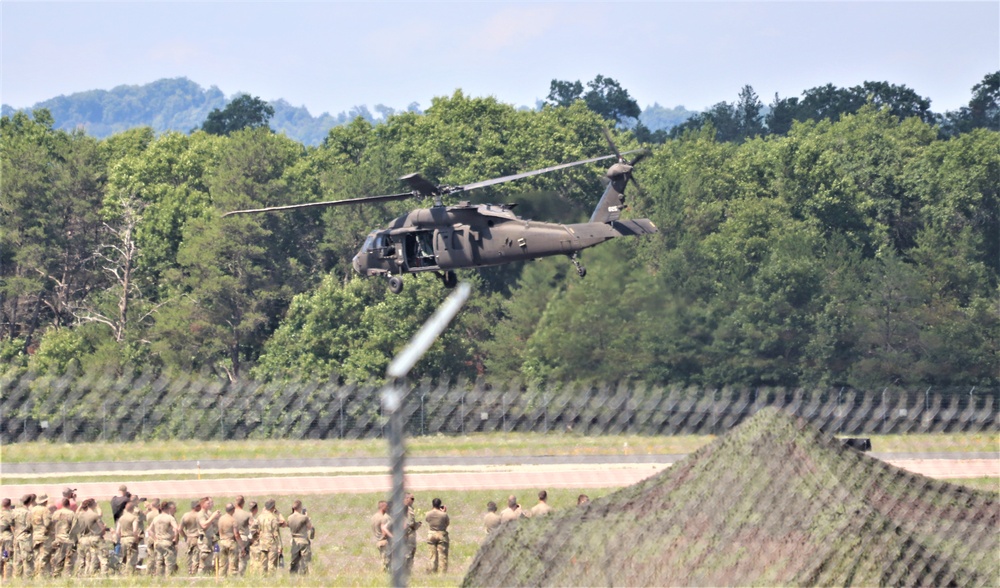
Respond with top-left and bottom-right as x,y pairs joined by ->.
2,1 -> 998,116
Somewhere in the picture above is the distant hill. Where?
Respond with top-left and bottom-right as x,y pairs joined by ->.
0,77 -> 373,146
2,77 -> 695,146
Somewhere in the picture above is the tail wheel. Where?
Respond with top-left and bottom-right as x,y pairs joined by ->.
388,276 -> 404,294
442,271 -> 458,289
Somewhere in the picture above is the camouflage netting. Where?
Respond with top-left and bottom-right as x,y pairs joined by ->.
462,408 -> 999,587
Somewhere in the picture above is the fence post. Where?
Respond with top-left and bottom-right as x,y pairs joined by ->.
544,392 -> 549,433
340,396 -> 345,439
502,392 -> 506,433
462,392 -> 466,436
421,392 -> 426,436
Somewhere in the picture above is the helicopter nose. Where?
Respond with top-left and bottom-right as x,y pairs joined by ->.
352,254 -> 362,274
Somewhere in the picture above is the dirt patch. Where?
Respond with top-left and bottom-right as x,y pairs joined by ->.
463,408 -> 1000,587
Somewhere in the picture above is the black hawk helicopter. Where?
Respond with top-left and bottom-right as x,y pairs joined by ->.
224,133 -> 658,294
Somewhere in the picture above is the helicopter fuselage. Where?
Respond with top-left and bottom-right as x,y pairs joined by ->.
352,201 -> 657,279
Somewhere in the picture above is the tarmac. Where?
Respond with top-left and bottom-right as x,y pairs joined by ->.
2,453 -> 996,500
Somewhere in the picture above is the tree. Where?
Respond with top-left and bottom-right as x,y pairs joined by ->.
546,79 -> 584,107
942,71 -> 1000,136
200,94 -> 275,136
546,75 -> 641,126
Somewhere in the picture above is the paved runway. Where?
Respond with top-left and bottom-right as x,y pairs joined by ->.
2,456 -> 996,500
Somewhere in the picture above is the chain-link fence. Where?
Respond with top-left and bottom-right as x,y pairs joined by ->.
1,368 -> 997,586
1,370 -> 997,444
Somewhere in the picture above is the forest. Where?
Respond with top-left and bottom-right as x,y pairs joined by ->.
2,73 -> 998,391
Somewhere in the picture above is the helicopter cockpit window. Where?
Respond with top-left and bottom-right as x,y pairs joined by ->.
363,235 -> 375,251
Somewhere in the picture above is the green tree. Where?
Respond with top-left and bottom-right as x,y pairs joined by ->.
1,109 -> 105,352
200,94 -> 275,136
151,128 -> 307,379
546,75 -> 641,126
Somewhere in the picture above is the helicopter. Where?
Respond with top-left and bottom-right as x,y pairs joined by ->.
224,132 -> 658,294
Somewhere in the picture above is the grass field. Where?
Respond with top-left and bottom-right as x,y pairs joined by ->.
2,427 -> 995,586
3,431 -> 997,464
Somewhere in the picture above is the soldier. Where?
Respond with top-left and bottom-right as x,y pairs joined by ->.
370,500 -> 391,572
403,493 -> 421,575
143,498 -> 160,575
286,500 -> 313,575
75,498 -> 106,576
179,499 -> 201,575
150,501 -> 180,576
116,498 -> 141,575
577,494 -> 590,506
483,501 -> 501,535
530,489 -> 553,517
50,497 -> 78,577
1,498 -> 14,581
256,499 -> 283,574
246,502 -> 261,573
110,484 -> 130,524
94,526 -> 115,575
30,493 -> 54,577
499,495 -> 525,524
196,496 -> 222,574
12,495 -> 33,578
217,503 -> 242,577
424,497 -> 449,573
232,496 -> 252,574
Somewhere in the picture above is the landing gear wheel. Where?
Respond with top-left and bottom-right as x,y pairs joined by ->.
577,266 -> 587,278
442,271 -> 458,289
388,276 -> 404,294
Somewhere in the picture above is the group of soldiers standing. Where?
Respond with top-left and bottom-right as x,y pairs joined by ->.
0,485 -> 314,580
369,489 -> 566,577
371,492 -> 451,575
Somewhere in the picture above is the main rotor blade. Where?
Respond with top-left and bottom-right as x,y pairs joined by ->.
602,127 -> 622,161
222,192 -> 413,217
454,151 -> 644,194
629,149 -> 652,167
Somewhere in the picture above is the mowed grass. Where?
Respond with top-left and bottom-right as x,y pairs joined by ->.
2,433 -> 712,464
12,488 -> 616,587
4,431 -> 997,464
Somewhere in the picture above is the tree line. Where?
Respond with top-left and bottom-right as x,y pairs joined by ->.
2,75 -> 998,390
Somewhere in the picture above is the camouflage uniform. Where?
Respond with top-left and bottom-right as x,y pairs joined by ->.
287,510 -> 312,575
116,507 -> 140,575
370,509 -> 390,571
484,510 -> 501,534
404,504 -> 420,574
179,506 -> 201,575
50,505 -> 78,577
196,507 -> 219,574
74,508 -> 102,575
424,507 -> 450,573
232,506 -> 253,574
151,510 -> 178,576
255,509 -> 282,573
11,502 -> 32,577
246,512 -> 261,573
30,500 -> 54,577
217,512 -> 240,577
0,506 -> 14,580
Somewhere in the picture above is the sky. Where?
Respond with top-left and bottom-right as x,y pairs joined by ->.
2,1 -> 998,116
